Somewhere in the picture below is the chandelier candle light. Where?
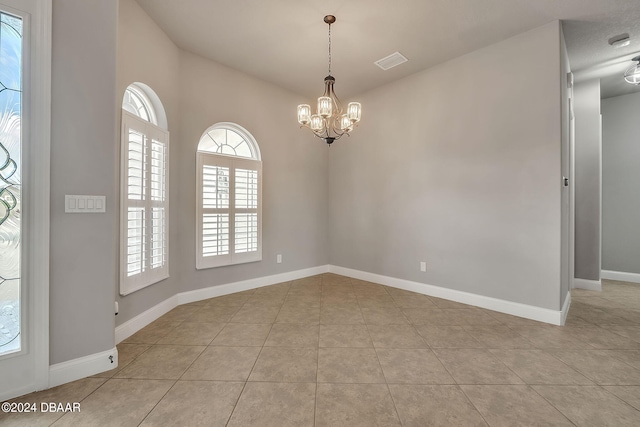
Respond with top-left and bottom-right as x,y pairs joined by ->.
624,55 -> 640,85
297,15 -> 362,145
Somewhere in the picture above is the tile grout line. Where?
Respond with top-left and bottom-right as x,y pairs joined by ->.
454,384 -> 495,427
223,291 -> 275,427
186,284 -> 271,426
225,282 -> 288,424
356,278 -> 403,425
314,275 -> 331,427
135,379 -> 179,426
384,285 -> 518,426
527,384 -> 580,426
45,376 -> 114,426
60,337 -> 169,426
597,386 -> 640,414
225,379 -> 250,426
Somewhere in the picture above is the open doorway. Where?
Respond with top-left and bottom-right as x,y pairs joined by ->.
564,19 -> 640,291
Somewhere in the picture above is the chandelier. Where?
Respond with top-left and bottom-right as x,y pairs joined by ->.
297,15 -> 362,145
624,55 -> 640,85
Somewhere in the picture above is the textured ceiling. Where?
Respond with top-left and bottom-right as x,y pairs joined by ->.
135,0 -> 640,100
563,15 -> 640,98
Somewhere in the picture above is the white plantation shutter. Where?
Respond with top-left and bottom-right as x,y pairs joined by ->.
127,207 -> 145,276
234,167 -> 259,255
202,163 -> 230,259
196,135 -> 262,269
120,111 -> 169,295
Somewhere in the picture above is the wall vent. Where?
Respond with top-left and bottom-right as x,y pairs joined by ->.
374,52 -> 408,71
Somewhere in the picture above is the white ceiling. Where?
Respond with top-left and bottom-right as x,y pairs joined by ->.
135,0 -> 640,100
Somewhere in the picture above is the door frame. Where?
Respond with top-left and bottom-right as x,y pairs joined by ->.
0,0 -> 51,401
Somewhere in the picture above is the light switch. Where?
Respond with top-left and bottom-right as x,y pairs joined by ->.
65,195 -> 106,213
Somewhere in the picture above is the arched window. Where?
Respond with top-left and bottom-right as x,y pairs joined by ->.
120,83 -> 169,295
122,85 -> 156,125
196,123 -> 262,269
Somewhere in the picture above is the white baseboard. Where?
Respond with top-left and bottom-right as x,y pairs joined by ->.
573,278 -> 602,291
177,265 -> 329,305
49,347 -> 118,388
115,262 -> 569,346
601,270 -> 640,284
115,265 -> 329,344
561,291 -> 571,326
329,265 -> 565,325
115,295 -> 179,344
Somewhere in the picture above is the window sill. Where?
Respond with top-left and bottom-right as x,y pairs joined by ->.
195,256 -> 262,271
119,272 -> 170,296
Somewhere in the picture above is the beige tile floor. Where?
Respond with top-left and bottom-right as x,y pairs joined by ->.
3,274 -> 640,426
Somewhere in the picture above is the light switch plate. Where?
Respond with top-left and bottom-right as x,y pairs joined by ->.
65,195 -> 106,213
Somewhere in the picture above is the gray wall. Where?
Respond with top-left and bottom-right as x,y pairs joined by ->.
50,0 -> 118,364
176,51 -> 329,294
573,79 -> 601,281
601,91 -> 640,274
116,0 -> 181,325
115,0 -> 329,325
328,22 -> 564,310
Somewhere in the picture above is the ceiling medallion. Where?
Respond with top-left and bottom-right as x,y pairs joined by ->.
297,15 -> 362,145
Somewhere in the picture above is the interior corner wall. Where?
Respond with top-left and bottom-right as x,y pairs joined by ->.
601,91 -> 640,275
573,79 -> 601,281
328,21 -> 563,311
176,50 -> 329,293
50,0 -> 118,364
115,0 -> 181,326
114,0 -> 329,325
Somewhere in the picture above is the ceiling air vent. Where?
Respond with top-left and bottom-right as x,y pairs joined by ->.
608,33 -> 630,49
374,52 -> 408,71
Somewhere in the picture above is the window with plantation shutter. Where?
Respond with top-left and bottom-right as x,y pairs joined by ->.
120,87 -> 169,295
196,123 -> 262,269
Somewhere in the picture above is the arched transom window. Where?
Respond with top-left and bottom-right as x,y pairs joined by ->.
198,123 -> 260,160
122,84 -> 157,125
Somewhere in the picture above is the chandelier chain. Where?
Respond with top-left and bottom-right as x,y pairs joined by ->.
328,23 -> 332,75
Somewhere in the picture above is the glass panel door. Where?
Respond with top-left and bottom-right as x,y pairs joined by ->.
0,0 -> 49,402
0,9 -> 22,357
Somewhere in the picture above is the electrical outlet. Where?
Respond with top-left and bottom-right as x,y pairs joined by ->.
420,261 -> 427,272
277,254 -> 282,264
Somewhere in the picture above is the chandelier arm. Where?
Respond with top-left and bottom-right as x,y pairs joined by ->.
329,119 -> 347,138
301,123 -> 333,141
300,122 -> 328,137
323,80 -> 330,97
331,88 -> 344,114
313,119 -> 329,139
